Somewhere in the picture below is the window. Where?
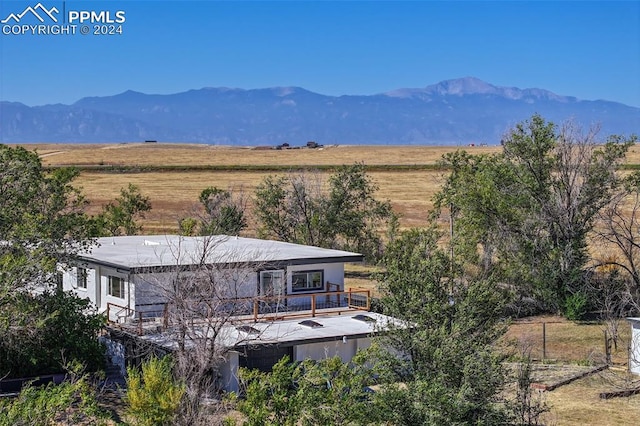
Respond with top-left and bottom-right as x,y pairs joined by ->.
108,276 -> 125,299
77,268 -> 88,289
291,270 -> 323,292
260,270 -> 285,296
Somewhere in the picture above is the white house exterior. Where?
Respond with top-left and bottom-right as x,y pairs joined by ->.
62,235 -> 396,392
62,235 -> 364,322
628,318 -> 640,374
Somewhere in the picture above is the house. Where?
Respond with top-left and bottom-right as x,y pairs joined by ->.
62,235 -> 396,391
62,234 -> 365,322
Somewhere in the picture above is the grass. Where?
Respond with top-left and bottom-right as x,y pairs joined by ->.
541,369 -> 640,426
501,315 -> 628,364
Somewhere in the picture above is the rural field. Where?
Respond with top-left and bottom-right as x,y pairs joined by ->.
28,142 -> 640,235
32,143 -> 504,233
24,143 -> 640,424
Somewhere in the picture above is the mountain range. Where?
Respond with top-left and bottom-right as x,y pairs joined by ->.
1,77 -> 638,145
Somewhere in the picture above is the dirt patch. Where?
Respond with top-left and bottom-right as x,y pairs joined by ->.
97,389 -> 126,424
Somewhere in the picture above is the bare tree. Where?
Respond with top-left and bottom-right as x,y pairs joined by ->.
139,236 -> 273,424
595,171 -> 640,291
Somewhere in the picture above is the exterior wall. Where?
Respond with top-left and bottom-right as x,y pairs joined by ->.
215,337 -> 372,392
219,351 -> 240,393
62,260 -> 349,321
134,268 -> 258,303
100,266 -> 132,322
630,320 -> 640,374
293,337 -> 371,364
62,265 -> 101,309
286,263 -> 345,294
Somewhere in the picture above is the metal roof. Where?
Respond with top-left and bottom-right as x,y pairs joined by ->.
78,235 -> 363,272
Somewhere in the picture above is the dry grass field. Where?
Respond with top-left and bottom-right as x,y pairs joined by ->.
28,143 -> 488,233
26,142 -> 640,234
20,143 -> 640,424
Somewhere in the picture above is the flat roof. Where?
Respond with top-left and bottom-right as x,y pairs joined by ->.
78,235 -> 363,271
139,311 -> 405,351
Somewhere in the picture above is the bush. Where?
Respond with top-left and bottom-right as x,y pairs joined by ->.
0,365 -> 108,426
564,292 -> 588,321
0,290 -> 105,379
124,356 -> 185,426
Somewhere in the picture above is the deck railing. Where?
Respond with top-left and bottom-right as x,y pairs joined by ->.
105,288 -> 371,335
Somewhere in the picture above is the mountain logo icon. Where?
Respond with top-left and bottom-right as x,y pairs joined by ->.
1,2 -> 59,24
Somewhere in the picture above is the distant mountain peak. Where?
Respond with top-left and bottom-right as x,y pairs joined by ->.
425,77 -> 497,95
384,77 -> 569,102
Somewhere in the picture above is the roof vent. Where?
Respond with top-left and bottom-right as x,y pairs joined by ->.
299,320 -> 323,328
352,314 -> 376,323
236,325 -> 260,335
144,240 -> 161,246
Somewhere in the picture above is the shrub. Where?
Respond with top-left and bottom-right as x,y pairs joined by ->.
124,356 -> 185,426
564,292 -> 588,321
0,290 -> 105,379
0,365 -> 108,426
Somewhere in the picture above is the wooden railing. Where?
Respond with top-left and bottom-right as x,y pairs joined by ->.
248,287 -> 371,321
106,302 -> 167,335
105,288 -> 371,335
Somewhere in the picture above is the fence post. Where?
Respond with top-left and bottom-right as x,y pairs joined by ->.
138,311 -> 143,335
604,330 -> 611,365
312,294 -> 316,317
542,322 -> 547,360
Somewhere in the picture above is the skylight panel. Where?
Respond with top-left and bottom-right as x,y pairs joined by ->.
299,320 -> 323,328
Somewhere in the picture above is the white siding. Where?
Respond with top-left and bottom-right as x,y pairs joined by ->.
630,320 -> 640,374
100,267 -> 131,321
62,266 -> 98,306
293,338 -> 369,364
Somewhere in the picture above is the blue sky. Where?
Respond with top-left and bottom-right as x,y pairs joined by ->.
1,0 -> 639,107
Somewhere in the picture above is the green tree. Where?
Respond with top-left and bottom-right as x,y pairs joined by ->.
326,163 -> 396,261
0,145 -> 92,296
0,366 -> 109,426
179,186 -> 247,236
436,116 -> 634,313
254,165 -> 396,262
0,145 -> 104,380
254,172 -> 330,248
0,290 -> 105,379
92,183 -> 151,236
237,354 -> 379,426
374,227 -> 509,425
